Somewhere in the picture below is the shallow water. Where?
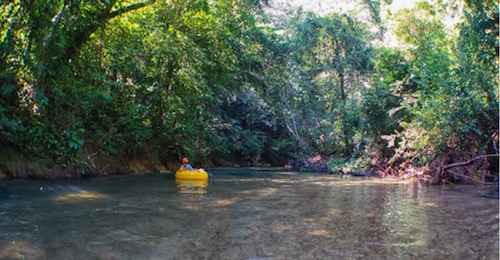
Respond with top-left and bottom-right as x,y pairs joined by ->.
0,168 -> 498,259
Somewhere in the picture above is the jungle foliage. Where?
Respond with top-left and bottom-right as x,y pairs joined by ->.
0,0 -> 498,179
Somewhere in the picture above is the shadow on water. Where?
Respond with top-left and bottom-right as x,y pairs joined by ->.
0,168 -> 498,259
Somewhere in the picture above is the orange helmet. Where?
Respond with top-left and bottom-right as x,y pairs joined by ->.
182,157 -> 189,164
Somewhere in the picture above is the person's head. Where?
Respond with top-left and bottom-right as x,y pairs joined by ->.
182,157 -> 189,164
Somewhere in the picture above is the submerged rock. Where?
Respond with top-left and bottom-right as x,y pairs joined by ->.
0,240 -> 45,260
53,191 -> 107,202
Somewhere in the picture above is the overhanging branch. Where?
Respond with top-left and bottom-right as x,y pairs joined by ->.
442,154 -> 499,170
106,0 -> 156,21
63,0 -> 156,62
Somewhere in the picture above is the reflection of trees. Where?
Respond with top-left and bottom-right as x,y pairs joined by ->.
168,172 -> 497,258
321,180 -> 392,255
380,183 -> 429,255
318,180 -> 430,256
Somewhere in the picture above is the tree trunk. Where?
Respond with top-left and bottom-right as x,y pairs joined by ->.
339,71 -> 350,157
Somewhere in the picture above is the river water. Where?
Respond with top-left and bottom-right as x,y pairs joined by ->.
0,168 -> 498,259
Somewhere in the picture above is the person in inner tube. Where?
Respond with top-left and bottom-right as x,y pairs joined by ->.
179,157 -> 194,171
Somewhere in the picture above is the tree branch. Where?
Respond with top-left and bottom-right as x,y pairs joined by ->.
63,0 -> 156,62
44,1 -> 69,48
106,0 -> 156,21
442,154 -> 499,170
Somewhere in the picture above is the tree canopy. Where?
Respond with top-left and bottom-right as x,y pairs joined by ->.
1,0 -> 498,182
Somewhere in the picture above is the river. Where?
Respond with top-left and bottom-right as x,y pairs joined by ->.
0,168 -> 498,259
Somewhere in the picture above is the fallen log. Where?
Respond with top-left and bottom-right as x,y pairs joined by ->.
447,170 -> 483,186
440,154 -> 499,185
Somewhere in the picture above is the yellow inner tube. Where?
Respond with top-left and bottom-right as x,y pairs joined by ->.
175,169 -> 209,180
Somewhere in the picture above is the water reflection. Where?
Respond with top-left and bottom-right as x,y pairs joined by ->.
176,179 -> 208,194
0,170 -> 497,259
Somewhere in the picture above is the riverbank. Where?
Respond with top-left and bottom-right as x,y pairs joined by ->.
1,145 -> 498,187
0,146 -> 165,179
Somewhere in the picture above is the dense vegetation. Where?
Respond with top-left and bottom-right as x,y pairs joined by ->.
1,0 -> 498,183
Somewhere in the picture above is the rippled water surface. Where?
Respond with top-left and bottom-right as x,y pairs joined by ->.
0,168 -> 498,259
